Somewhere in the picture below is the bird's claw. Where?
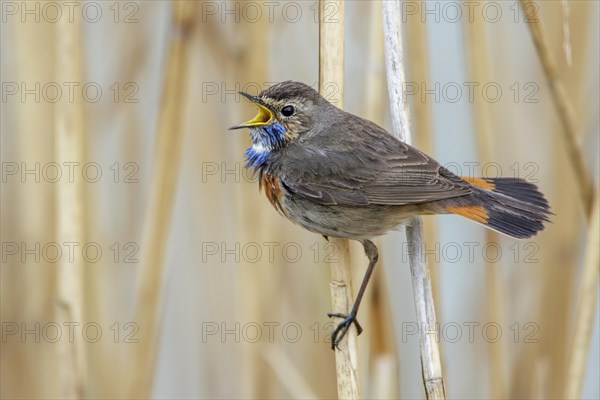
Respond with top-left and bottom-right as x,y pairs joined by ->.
327,311 -> 362,350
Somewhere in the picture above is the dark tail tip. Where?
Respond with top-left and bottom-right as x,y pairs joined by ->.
483,178 -> 552,239
485,207 -> 549,239
455,177 -> 552,239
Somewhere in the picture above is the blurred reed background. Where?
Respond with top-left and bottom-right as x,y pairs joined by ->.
1,0 -> 598,399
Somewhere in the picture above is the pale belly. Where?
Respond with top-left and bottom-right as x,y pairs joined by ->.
279,195 -> 437,240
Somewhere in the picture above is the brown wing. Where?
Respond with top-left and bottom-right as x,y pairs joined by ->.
273,114 -> 472,206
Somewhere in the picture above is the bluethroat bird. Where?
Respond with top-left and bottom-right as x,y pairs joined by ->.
230,81 -> 551,349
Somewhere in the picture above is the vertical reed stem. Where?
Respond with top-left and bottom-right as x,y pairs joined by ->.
319,1 -> 360,398
55,1 -> 87,397
382,1 -> 445,398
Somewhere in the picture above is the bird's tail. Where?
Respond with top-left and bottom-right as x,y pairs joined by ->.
446,177 -> 552,239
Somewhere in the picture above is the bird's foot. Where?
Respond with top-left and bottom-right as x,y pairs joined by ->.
327,311 -> 362,350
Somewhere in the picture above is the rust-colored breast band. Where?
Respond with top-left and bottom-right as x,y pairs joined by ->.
260,173 -> 284,214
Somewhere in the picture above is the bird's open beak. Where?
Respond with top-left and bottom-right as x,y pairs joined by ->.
229,92 -> 273,130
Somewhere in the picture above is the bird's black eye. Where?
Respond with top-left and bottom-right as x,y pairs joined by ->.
281,105 -> 295,117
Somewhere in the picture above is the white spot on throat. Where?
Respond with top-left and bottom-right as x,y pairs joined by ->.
248,127 -> 274,154
251,141 -> 271,154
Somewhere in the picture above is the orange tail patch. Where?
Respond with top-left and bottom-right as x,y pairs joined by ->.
446,205 -> 490,224
461,176 -> 496,191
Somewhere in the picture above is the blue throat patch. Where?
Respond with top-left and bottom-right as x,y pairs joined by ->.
244,122 -> 287,171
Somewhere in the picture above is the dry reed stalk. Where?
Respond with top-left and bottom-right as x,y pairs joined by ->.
404,4 -> 441,307
328,239 -> 361,399
382,1 -> 445,398
54,4 -> 87,398
518,0 -> 594,218
565,190 -> 599,398
319,2 -> 360,398
463,13 -> 506,399
123,2 -> 195,397
561,0 -> 572,66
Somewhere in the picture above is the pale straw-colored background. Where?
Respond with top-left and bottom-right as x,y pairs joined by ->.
1,1 -> 598,399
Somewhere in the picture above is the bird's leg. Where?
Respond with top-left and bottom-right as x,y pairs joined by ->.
327,239 -> 378,350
